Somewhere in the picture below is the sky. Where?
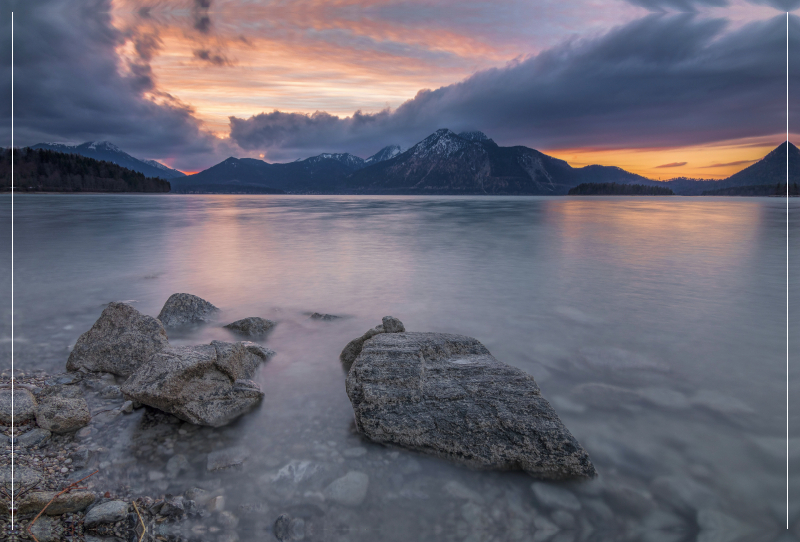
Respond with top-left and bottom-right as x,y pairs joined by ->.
0,0 -> 798,179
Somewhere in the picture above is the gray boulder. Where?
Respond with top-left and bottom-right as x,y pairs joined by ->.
157,293 -> 219,327
0,388 -> 37,423
66,302 -> 169,377
121,340 -> 273,427
224,317 -> 276,337
339,316 -> 405,372
345,332 -> 596,480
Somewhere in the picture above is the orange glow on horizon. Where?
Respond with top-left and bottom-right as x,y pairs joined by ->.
544,134 -> 796,180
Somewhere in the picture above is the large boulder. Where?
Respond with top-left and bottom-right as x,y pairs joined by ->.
67,302 -> 169,377
345,332 -> 596,480
339,316 -> 406,372
157,293 -> 220,327
121,340 -> 273,427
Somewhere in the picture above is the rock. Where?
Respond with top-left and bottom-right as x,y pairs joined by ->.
0,388 -> 37,423
14,427 -> 51,448
160,495 -> 186,517
66,302 -> 169,377
28,516 -> 63,542
185,487 -> 211,505
444,480 -> 484,503
206,495 -> 225,513
35,391 -> 91,433
218,510 -> 239,529
0,465 -> 42,492
84,500 -> 129,526
310,313 -> 340,321
381,316 -> 405,333
339,316 -> 405,372
207,446 -> 249,471
323,471 -> 369,507
98,385 -> 123,400
121,340 -> 272,426
157,293 -> 220,327
225,317 -> 277,337
273,513 -> 293,541
167,454 -> 191,478
346,332 -> 596,480
272,460 -> 321,484
531,483 -> 582,511
120,400 -> 134,414
7,490 -> 96,515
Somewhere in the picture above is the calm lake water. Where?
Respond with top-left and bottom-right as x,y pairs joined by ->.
0,194 -> 797,541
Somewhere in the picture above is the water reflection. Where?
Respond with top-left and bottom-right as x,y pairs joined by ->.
1,195 -> 796,541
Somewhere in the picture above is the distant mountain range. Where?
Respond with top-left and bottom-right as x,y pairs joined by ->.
30,133 -> 799,196
30,141 -> 186,179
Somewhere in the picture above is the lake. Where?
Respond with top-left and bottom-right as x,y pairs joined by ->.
0,194 -> 796,541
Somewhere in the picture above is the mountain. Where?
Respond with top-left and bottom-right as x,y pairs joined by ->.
717,141 -> 799,187
343,129 -> 650,195
1,147 -> 170,192
364,145 -> 401,165
31,141 -> 186,179
171,145 -> 402,193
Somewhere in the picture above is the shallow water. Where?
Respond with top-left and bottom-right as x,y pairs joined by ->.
0,194 -> 797,541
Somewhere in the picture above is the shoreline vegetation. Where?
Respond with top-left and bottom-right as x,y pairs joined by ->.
0,148 -> 171,193
567,182 -> 674,196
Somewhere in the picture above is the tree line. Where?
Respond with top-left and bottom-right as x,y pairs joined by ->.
0,147 -> 171,193
567,182 -> 674,196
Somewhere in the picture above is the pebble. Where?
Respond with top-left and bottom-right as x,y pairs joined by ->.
207,446 -> 249,471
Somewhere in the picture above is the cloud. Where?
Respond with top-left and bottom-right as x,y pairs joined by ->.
0,0 -> 232,171
624,0 -> 728,12
229,14 -> 798,161
700,159 -> 759,167
655,162 -> 688,168
747,0 -> 800,10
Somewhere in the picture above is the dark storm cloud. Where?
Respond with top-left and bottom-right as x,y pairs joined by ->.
229,14 -> 798,160
747,0 -> 800,9
0,0 -> 230,171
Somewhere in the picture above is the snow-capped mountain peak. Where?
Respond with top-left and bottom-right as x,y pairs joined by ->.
365,145 -> 402,164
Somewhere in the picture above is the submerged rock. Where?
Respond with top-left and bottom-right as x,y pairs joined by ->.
310,312 -> 341,321
323,471 -> 369,507
224,316 -> 276,337
67,302 -> 169,377
339,316 -> 405,372
121,340 -> 273,426
157,293 -> 220,327
345,332 -> 596,480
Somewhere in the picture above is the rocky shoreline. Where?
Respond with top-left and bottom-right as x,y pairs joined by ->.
2,294 -> 601,541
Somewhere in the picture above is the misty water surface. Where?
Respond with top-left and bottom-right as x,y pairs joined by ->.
0,195 -> 796,541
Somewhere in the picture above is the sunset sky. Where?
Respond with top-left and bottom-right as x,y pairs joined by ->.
2,0 -> 798,178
